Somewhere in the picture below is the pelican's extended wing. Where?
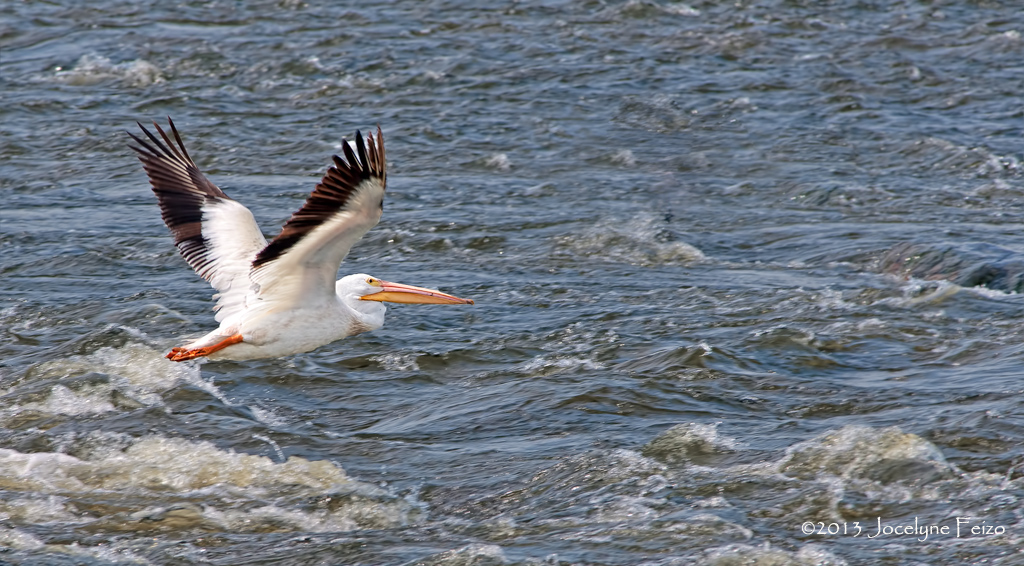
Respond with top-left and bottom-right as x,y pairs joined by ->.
128,119 -> 268,322
248,127 -> 387,310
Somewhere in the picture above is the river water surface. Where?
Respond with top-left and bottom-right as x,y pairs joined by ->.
3,1 -> 1024,564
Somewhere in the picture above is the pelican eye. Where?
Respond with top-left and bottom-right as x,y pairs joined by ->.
366,277 -> 381,286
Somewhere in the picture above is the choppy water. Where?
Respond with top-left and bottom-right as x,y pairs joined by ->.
3,1 -> 1024,564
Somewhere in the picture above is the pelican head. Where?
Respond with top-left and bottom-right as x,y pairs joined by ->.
335,273 -> 473,331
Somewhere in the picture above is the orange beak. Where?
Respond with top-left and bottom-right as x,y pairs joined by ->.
360,280 -> 474,305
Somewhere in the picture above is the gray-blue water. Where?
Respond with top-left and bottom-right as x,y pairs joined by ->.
3,1 -> 1024,564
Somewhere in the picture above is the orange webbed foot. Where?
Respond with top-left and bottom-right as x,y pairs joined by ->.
166,347 -> 188,360
165,334 -> 243,363
166,347 -> 209,362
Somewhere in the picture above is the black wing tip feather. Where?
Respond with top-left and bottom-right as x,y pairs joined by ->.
130,116 -> 231,278
126,117 -> 193,165
129,117 -> 229,199
251,127 -> 387,269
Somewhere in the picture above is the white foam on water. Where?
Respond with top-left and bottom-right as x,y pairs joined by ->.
966,285 -> 1019,299
55,54 -> 163,87
642,422 -> 739,464
694,543 -> 848,566
652,513 -> 754,541
0,524 -> 150,564
856,317 -> 886,331
28,342 -> 198,394
905,136 -> 1020,177
523,448 -> 673,529
610,1 -> 700,21
604,448 -> 671,482
20,384 -> 118,416
0,436 -> 347,493
750,324 -> 815,344
591,494 -> 663,523
0,434 -> 415,535
816,316 -> 887,340
692,496 -> 731,508
372,352 -> 422,371
516,322 -> 624,376
528,448 -> 667,495
740,425 -> 960,519
518,354 -> 604,375
484,153 -> 512,171
0,495 -> 80,525
811,288 -> 858,311
18,338 -> 288,428
252,434 -> 286,463
202,501 -> 409,533
877,277 -> 962,308
555,213 -> 706,267
777,425 -> 951,481
175,368 -> 289,427
415,543 -> 507,565
697,426 -> 971,529
3,343 -> 197,424
611,149 -> 637,166
665,3 -> 700,17
247,404 -> 290,427
0,526 -> 46,551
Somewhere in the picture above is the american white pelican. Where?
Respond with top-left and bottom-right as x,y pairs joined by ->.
129,118 -> 473,362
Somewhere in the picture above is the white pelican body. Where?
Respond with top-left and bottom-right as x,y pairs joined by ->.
129,119 -> 472,362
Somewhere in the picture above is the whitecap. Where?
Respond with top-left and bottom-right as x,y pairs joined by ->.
642,422 -> 738,465
777,425 -> 954,484
372,352 -> 422,371
0,526 -> 46,550
554,214 -> 705,267
693,543 -> 848,566
518,355 -> 604,376
485,153 -> 512,171
876,277 -> 962,308
2,342 -> 196,424
412,543 -> 507,566
55,54 -> 164,87
0,434 -> 416,535
610,149 -> 637,166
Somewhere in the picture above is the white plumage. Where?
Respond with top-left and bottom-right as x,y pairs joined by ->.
129,118 -> 472,362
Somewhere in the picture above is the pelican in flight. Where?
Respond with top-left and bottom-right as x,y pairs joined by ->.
129,118 -> 473,362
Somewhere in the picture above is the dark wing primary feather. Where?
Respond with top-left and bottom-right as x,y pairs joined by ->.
249,127 -> 387,308
129,118 -> 268,321
128,118 -> 231,279
253,127 -> 386,268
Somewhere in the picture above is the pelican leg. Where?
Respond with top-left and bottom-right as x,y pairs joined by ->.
166,334 -> 243,362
